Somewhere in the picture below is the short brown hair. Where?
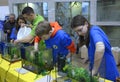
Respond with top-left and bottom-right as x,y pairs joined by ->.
22,6 -> 34,15
35,21 -> 52,36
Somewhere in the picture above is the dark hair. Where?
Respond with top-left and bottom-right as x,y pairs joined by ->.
22,6 -> 34,15
71,15 -> 90,48
71,15 -> 90,29
16,15 -> 27,31
35,21 -> 52,36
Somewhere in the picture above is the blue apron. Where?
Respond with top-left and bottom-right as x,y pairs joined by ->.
88,25 -> 119,81
45,30 -> 72,63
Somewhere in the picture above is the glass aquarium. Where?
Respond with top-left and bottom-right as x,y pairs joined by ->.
22,46 -> 53,74
61,64 -> 99,82
2,43 -> 21,63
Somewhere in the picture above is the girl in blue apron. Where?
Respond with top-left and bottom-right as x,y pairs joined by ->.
71,15 -> 119,82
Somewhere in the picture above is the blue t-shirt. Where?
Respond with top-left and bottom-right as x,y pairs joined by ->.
45,30 -> 72,63
10,27 -> 17,40
88,25 -> 119,81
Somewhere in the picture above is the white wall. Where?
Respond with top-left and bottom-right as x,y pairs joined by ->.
0,6 -> 10,20
0,0 -> 8,6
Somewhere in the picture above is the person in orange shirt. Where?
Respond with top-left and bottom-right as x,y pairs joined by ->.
35,20 -> 76,71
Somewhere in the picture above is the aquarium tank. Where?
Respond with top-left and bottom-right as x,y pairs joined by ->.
2,43 -> 21,63
63,64 -> 99,82
22,45 -> 53,74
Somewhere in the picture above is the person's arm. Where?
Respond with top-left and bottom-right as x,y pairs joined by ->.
92,42 -> 105,75
34,43 -> 39,51
66,41 -> 76,63
10,27 -> 16,40
34,36 -> 41,51
66,41 -> 76,58
21,23 -> 32,28
14,34 -> 35,44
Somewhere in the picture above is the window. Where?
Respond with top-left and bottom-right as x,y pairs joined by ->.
55,1 -> 90,34
97,0 -> 120,22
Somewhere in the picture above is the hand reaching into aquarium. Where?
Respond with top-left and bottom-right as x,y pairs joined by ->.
14,40 -> 19,45
66,53 -> 71,59
66,57 -> 71,64
66,53 -> 73,64
30,50 -> 35,59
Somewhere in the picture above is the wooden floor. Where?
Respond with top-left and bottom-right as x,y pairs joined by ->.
71,53 -> 89,70
72,53 -> 120,73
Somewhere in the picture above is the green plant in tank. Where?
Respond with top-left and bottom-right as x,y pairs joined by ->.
10,47 -> 20,59
23,40 -> 53,74
35,40 -> 46,66
3,43 -> 21,62
34,51 -> 44,67
38,40 -> 46,50
7,44 -> 20,60
25,47 -> 35,63
35,40 -> 53,72
63,64 -> 99,82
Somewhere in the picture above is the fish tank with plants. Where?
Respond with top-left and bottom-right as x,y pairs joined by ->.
22,41 -> 53,74
2,43 -> 21,63
62,64 -> 99,82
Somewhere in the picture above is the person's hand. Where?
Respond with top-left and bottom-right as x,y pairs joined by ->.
21,23 -> 26,27
26,24 -> 32,28
21,23 -> 32,28
91,69 -> 98,76
66,53 -> 71,64
10,39 -> 14,43
30,51 -> 35,59
89,66 -> 98,76
14,40 -> 19,45
66,57 -> 71,64
66,53 -> 71,59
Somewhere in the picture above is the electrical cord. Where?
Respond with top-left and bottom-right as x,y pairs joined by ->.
46,63 -> 55,82
17,59 -> 26,82
54,63 -> 57,82
34,74 -> 39,80
47,61 -> 55,82
4,63 -> 11,82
